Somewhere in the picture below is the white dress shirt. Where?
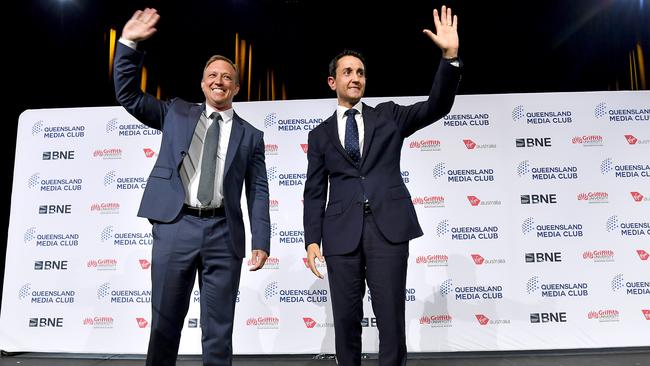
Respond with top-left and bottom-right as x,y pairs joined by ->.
336,102 -> 364,157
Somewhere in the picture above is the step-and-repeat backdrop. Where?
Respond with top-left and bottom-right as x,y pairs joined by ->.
1,91 -> 649,354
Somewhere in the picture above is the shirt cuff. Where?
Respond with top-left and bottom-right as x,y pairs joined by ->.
118,38 -> 138,50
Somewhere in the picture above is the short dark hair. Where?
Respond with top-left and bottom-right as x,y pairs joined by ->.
328,49 -> 366,78
204,55 -> 240,84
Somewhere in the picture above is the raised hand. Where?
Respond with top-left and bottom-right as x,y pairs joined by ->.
423,5 -> 459,59
121,8 -> 161,42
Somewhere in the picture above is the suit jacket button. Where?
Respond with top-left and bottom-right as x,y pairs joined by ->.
360,176 -> 365,180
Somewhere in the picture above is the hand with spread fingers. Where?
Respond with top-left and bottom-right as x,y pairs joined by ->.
423,5 -> 459,59
121,7 -> 160,42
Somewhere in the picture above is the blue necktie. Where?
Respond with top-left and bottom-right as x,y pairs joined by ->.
344,109 -> 360,164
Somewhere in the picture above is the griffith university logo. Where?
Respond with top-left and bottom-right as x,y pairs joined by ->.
248,256 -> 279,270
582,249 -> 615,263
595,101 -> 650,122
83,316 -> 114,328
265,143 -> 279,155
87,258 -> 118,271
31,120 -> 86,139
105,117 -> 161,136
512,105 -> 572,124
245,316 -> 280,329
432,162 -> 495,183
436,218 -> 499,240
571,135 -> 604,147
409,138 -> 441,151
625,134 -> 650,145
611,274 -> 650,295
438,278 -> 504,301
93,147 -> 123,159
577,191 -> 608,204
412,195 -> 445,208
526,276 -> 589,298
521,217 -> 583,238
442,112 -> 490,127
517,160 -> 578,180
587,309 -> 620,322
263,112 -> 323,132
600,158 -> 650,178
90,202 -> 120,214
415,253 -> 448,267
419,314 -> 452,328
606,215 -> 650,236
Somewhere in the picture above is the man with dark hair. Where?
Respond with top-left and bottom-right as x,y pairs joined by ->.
303,6 -> 462,366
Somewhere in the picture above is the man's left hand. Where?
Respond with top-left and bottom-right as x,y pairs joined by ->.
248,249 -> 268,271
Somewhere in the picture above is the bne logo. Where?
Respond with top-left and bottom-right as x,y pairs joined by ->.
34,260 -> 68,270
525,252 -> 562,263
516,137 -> 551,147
29,318 -> 63,328
521,194 -> 557,204
43,151 -> 75,160
530,312 -> 567,323
39,205 -> 72,214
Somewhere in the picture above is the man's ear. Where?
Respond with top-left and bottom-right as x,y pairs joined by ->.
327,76 -> 336,91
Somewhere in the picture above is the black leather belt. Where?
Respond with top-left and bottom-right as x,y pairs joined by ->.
363,202 -> 372,215
182,204 -> 225,218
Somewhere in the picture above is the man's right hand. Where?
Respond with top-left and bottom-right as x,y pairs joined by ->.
306,243 -> 325,279
122,8 -> 160,43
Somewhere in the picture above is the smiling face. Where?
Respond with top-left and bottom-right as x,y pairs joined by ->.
328,55 -> 366,108
201,58 -> 240,111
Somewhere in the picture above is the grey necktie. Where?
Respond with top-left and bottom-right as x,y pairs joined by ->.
197,112 -> 221,205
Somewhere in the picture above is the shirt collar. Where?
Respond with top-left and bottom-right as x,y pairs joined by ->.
336,102 -> 363,120
205,105 -> 234,123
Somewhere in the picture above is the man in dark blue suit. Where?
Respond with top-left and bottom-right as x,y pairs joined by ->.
303,6 -> 461,366
114,8 -> 270,366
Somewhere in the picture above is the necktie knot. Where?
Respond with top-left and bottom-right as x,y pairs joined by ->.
344,109 -> 358,118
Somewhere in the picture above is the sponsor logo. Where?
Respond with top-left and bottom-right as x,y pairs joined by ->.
611,274 -> 650,295
531,312 -> 567,323
42,150 -> 75,160
439,279 -> 503,300
32,120 -> 85,139
582,250 -> 615,262
300,144 -> 308,153
106,118 -> 161,136
625,134 -> 650,145
471,254 -> 506,265
265,144 -> 279,155
637,250 -> 649,261
521,217 -> 583,238
467,195 -> 501,206
97,282 -> 152,303
302,317 -> 334,328
29,317 -> 64,327
87,259 -> 118,271
143,148 -> 157,158
28,173 -> 83,192
436,219 -> 499,240
577,191 -> 609,204
432,162 -> 495,183
595,102 -> 650,122
606,215 -> 650,236
463,138 -> 496,150
517,160 -> 578,180
82,316 -> 114,328
263,112 -> 323,131
409,139 -> 442,151
521,194 -> 557,204
587,310 -> 619,322
415,254 -> 448,267
136,318 -> 149,328
24,228 -> 79,247
100,226 -> 153,246
264,282 -> 328,303
412,195 -> 445,208
600,158 -> 650,178
516,137 -> 552,147
19,283 -> 76,304
246,316 -> 280,329
419,314 -> 452,327
443,113 -> 491,127
104,170 -> 147,190
526,276 -> 589,297
92,148 -> 123,160
512,105 -> 573,124
526,252 -> 562,263
571,135 -> 604,147
90,202 -> 120,214
248,256 -> 279,270
34,260 -> 68,271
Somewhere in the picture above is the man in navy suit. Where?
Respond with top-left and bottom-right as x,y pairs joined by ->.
303,6 -> 461,365
114,8 -> 270,366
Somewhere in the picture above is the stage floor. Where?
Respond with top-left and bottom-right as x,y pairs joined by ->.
1,349 -> 650,366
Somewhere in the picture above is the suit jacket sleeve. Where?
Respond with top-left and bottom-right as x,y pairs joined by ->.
303,128 -> 329,248
245,132 -> 271,255
113,42 -> 173,130
389,59 -> 462,137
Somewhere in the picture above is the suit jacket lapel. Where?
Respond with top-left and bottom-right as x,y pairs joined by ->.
324,111 -> 357,167
359,103 -> 376,169
224,112 -> 244,176
185,103 -> 205,149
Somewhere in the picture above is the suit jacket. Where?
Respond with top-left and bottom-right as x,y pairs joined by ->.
303,60 -> 461,256
113,42 -> 270,258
